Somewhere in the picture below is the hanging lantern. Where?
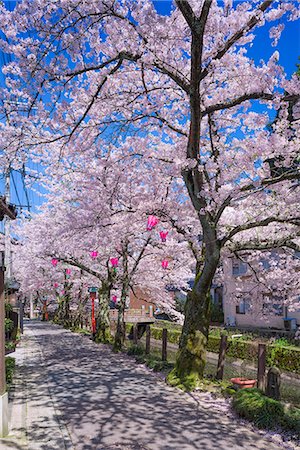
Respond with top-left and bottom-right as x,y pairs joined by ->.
147,215 -> 159,231
90,251 -> 98,259
111,295 -> 117,303
159,231 -> 168,242
54,283 -> 59,289
110,257 -> 119,268
51,258 -> 58,267
161,259 -> 169,270
66,268 -> 71,275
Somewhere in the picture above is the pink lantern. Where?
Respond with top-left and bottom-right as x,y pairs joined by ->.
161,260 -> 169,270
111,295 -> 117,303
51,258 -> 58,267
54,283 -> 59,289
90,251 -> 98,259
110,257 -> 119,268
66,268 -> 71,275
160,231 -> 168,242
147,215 -> 159,231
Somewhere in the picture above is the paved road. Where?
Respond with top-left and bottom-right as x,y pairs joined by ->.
0,321 -> 289,450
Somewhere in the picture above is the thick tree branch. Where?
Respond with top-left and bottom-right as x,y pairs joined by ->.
222,216 -> 300,245
175,0 -> 197,30
51,255 -> 103,280
203,92 -> 300,116
229,234 -> 300,253
200,0 -> 274,81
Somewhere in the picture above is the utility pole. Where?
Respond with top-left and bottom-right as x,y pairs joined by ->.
0,261 -> 7,437
4,170 -> 11,286
0,170 -> 10,437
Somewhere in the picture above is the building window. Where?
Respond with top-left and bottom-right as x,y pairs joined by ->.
236,299 -> 250,314
263,297 -> 284,316
232,259 -> 248,276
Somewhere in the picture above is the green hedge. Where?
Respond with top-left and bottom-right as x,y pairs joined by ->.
153,328 -> 300,374
266,345 -> 300,374
5,357 -> 16,387
233,388 -> 300,436
125,324 -> 300,374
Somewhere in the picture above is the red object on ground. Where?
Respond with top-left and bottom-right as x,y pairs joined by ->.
230,377 -> 257,389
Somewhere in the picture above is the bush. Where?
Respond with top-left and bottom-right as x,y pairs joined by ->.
127,323 -> 300,374
5,303 -> 13,315
232,388 -> 300,437
274,337 -> 290,347
283,407 -> 300,435
5,341 -> 16,352
127,345 -> 145,356
5,318 -> 14,334
5,357 -> 16,387
207,335 -> 222,353
208,336 -> 300,374
266,345 -> 300,374
233,388 -> 285,429
151,326 -> 181,344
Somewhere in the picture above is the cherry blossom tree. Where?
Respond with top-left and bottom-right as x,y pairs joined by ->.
14,148 -> 194,348
1,0 -> 300,387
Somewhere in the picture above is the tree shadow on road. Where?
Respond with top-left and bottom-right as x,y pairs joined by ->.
23,321 -> 276,450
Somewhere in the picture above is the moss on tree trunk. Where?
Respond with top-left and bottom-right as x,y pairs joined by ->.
113,298 -> 126,351
95,292 -> 111,343
167,233 -> 219,391
167,288 -> 211,390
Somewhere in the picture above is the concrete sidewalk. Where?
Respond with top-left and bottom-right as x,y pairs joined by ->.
0,321 -> 72,449
0,320 -> 293,449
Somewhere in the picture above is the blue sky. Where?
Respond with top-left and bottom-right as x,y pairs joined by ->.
0,0 -> 299,216
153,0 -> 300,77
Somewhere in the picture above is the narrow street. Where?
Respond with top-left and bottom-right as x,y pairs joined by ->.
0,320 -> 284,450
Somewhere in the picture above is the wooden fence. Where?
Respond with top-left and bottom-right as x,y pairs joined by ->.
132,326 -> 271,392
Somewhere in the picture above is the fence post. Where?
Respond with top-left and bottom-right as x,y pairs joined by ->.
257,343 -> 267,391
145,325 -> 151,355
266,367 -> 281,400
133,324 -> 138,345
216,334 -> 227,380
162,328 -> 168,361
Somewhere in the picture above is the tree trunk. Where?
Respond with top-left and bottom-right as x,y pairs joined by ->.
168,226 -> 220,390
95,291 -> 111,343
113,282 -> 128,351
63,295 -> 71,328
